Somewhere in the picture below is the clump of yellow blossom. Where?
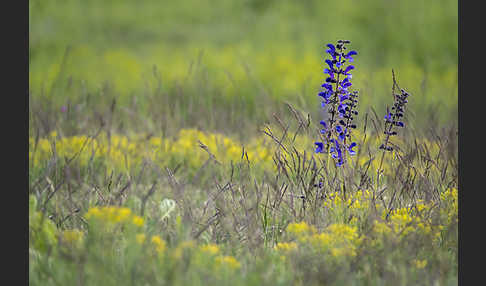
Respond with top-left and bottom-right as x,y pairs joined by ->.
200,243 -> 220,255
287,221 -> 317,241
373,221 -> 392,236
282,222 -> 361,259
413,259 -> 428,269
61,229 -> 84,246
440,188 -> 458,224
215,255 -> 241,270
84,206 -> 144,227
274,242 -> 298,252
309,224 -> 361,258
29,129 -> 279,175
151,235 -> 166,253
388,208 -> 415,237
323,190 -> 380,226
132,216 -> 144,227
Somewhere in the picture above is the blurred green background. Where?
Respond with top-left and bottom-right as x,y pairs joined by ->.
29,0 -> 457,137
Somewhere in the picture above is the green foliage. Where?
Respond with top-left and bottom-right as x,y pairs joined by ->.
29,0 -> 457,284
29,195 -> 58,254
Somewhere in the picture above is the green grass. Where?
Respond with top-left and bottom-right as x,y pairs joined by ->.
29,0 -> 458,285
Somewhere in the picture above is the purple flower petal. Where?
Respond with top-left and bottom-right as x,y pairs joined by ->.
325,59 -> 334,69
345,65 -> 355,73
348,142 -> 357,155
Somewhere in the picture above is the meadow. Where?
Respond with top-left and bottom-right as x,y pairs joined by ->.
29,0 -> 458,285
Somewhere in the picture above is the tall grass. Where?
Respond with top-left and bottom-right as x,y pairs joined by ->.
29,0 -> 457,285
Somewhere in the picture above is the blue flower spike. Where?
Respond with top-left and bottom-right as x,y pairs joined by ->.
315,40 -> 359,167
379,76 -> 411,152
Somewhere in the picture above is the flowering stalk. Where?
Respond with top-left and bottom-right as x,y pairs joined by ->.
315,40 -> 359,167
376,70 -> 411,192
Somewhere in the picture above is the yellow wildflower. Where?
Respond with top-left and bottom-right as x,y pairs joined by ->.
200,243 -> 220,255
413,259 -> 428,269
274,242 -> 298,252
151,235 -> 166,253
85,207 -> 102,219
114,207 -> 131,222
373,221 -> 392,236
132,216 -> 144,227
61,229 -> 84,245
215,256 -> 241,270
287,221 -> 317,238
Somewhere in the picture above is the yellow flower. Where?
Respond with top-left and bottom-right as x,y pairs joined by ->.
84,206 -> 145,228
132,216 -> 144,227
215,256 -> 241,269
327,224 -> 358,240
151,235 -> 166,253
200,243 -> 220,255
373,221 -> 392,236
85,207 -> 102,219
61,229 -> 84,245
287,221 -> 317,238
330,248 -> 345,258
274,242 -> 298,252
413,259 -> 428,269
114,207 -> 132,222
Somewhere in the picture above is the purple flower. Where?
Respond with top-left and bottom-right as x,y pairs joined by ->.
344,65 -> 355,74
325,59 -> 334,70
322,83 -> 333,92
315,40 -> 359,167
342,82 -> 352,88
326,44 -> 335,53
348,142 -> 357,155
330,139 -> 343,162
318,91 -> 332,99
340,77 -> 352,90
315,142 -> 324,153
320,121 -> 327,134
338,103 -> 348,116
326,44 -> 337,60
379,79 -> 411,152
339,93 -> 349,102
335,126 -> 346,141
339,129 -> 347,141
320,121 -> 327,129
61,106 -> 67,113
345,51 -> 357,62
